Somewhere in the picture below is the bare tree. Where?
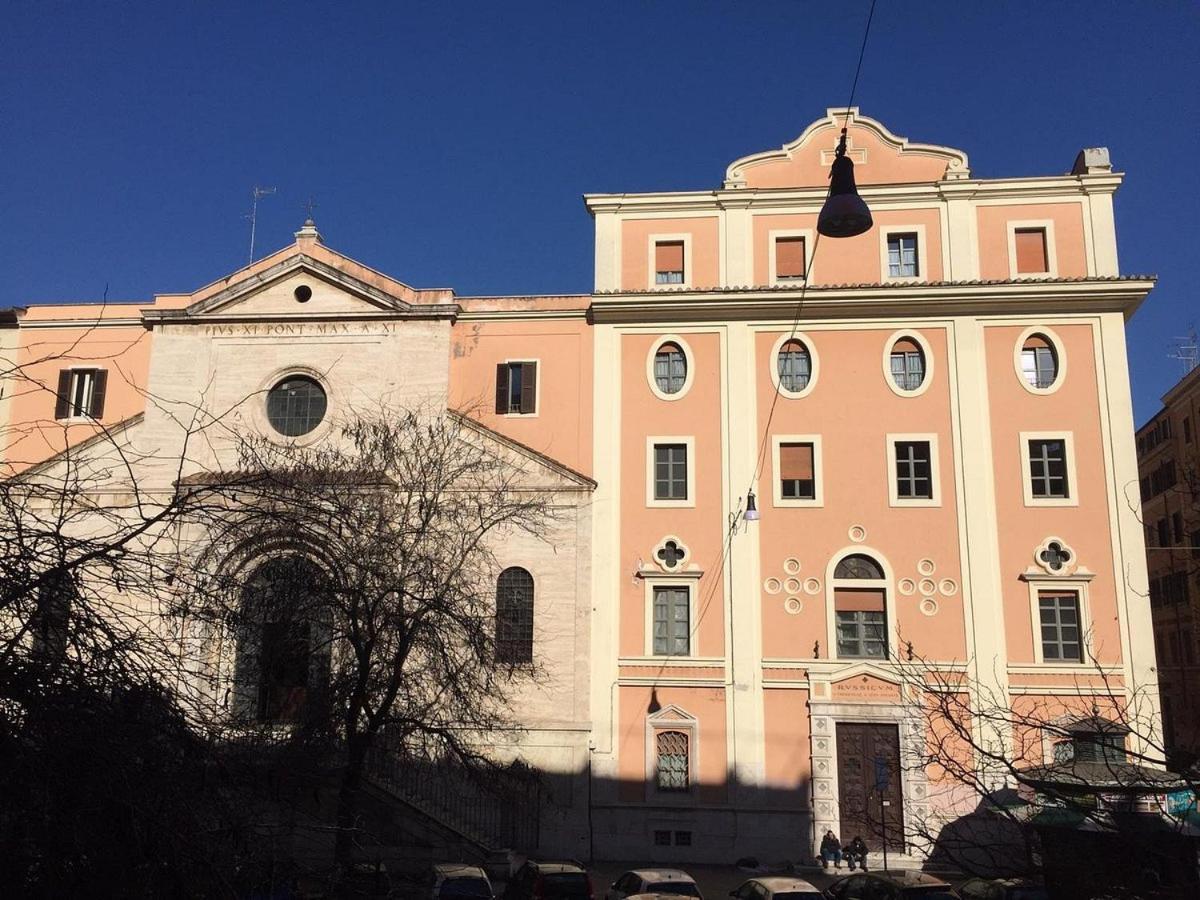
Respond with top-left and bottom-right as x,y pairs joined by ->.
171,408 -> 556,869
887,646 -> 1196,897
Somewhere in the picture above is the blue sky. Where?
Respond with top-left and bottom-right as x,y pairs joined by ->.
2,2 -> 1196,422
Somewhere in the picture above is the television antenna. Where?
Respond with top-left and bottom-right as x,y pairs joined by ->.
245,185 -> 277,263
1168,327 -> 1198,377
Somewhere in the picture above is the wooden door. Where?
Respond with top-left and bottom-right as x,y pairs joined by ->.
835,722 -> 904,853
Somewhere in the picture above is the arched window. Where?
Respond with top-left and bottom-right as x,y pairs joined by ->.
832,553 -> 888,660
655,730 -> 690,792
653,343 -> 687,395
889,338 -> 925,391
1021,334 -> 1059,389
234,556 -> 330,723
495,567 -> 534,664
777,339 -> 812,393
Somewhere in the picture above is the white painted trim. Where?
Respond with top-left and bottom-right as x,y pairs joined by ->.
881,329 -> 935,398
642,577 -> 699,658
645,435 -> 696,508
885,432 -> 942,508
767,228 -> 815,286
770,434 -> 824,508
823,547 -> 896,662
499,356 -> 541,418
646,334 -> 696,402
878,224 -> 928,283
1019,430 -> 1079,508
1006,219 -> 1059,279
647,233 -> 693,291
768,331 -> 820,399
1012,325 -> 1067,396
1025,578 -> 1093,666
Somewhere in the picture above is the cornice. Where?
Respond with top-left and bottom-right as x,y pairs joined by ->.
588,277 -> 1155,323
583,173 -> 1124,216
456,308 -> 589,322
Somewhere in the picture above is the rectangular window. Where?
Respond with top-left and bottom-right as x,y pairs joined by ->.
1185,417 -> 1192,444
655,241 -> 685,285
652,586 -> 690,656
1173,512 -> 1185,543
779,442 -> 815,500
1028,438 -> 1069,498
1014,228 -> 1049,274
775,236 -> 806,280
1157,518 -> 1170,548
1191,530 -> 1200,559
655,728 -> 690,791
654,830 -> 672,847
53,368 -> 108,420
494,361 -> 537,414
894,440 -> 933,499
674,831 -> 692,847
834,589 -> 887,659
887,233 -> 919,278
654,444 -> 688,501
1039,592 -> 1083,663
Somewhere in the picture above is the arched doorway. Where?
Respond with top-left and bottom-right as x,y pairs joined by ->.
233,556 -> 331,723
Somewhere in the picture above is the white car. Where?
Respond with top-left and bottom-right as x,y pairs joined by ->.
430,863 -> 496,900
728,876 -> 824,900
608,869 -> 703,900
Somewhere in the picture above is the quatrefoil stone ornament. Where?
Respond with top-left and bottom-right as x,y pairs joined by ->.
657,540 -> 686,569
1039,541 -> 1072,572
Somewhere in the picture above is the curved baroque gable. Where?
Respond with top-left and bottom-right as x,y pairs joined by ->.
724,107 -> 971,190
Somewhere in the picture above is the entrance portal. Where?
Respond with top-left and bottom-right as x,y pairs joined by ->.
835,722 -> 904,853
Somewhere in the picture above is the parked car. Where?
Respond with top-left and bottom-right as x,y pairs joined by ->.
504,860 -> 594,900
429,863 -> 496,900
824,871 -> 958,900
608,869 -> 702,900
729,875 -> 824,900
956,879 -> 1047,900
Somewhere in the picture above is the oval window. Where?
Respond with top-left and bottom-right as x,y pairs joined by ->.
653,342 -> 687,395
889,338 -> 925,391
266,376 -> 327,436
1021,334 -> 1059,389
777,339 -> 812,393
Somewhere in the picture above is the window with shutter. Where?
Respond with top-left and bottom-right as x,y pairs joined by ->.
54,368 -> 107,419
775,236 -> 806,280
889,338 -> 925,391
1014,228 -> 1049,274
1020,334 -> 1059,389
779,442 -> 815,499
495,362 -> 537,415
654,241 -> 685,285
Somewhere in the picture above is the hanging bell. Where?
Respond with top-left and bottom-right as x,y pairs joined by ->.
817,130 -> 873,238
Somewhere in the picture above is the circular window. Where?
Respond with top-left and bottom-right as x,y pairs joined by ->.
777,339 -> 812,393
266,376 -> 327,436
889,337 -> 926,392
293,284 -> 313,303
653,342 -> 687,395
1020,333 -> 1059,389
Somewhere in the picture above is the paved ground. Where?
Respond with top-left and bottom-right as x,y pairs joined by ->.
587,862 -> 855,898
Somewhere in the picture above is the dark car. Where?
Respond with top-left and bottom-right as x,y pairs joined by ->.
824,871 -> 958,900
956,879 -> 1047,900
504,861 -> 594,900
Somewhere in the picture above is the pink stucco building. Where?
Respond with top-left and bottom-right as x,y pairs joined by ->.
1,109 -> 1159,863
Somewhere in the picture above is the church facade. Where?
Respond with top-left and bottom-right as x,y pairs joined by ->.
1,109 -> 1158,863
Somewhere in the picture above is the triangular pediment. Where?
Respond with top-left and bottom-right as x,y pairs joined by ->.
724,107 -> 971,190
452,412 -> 595,492
829,664 -> 903,703
183,253 -> 418,319
647,704 -> 696,724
